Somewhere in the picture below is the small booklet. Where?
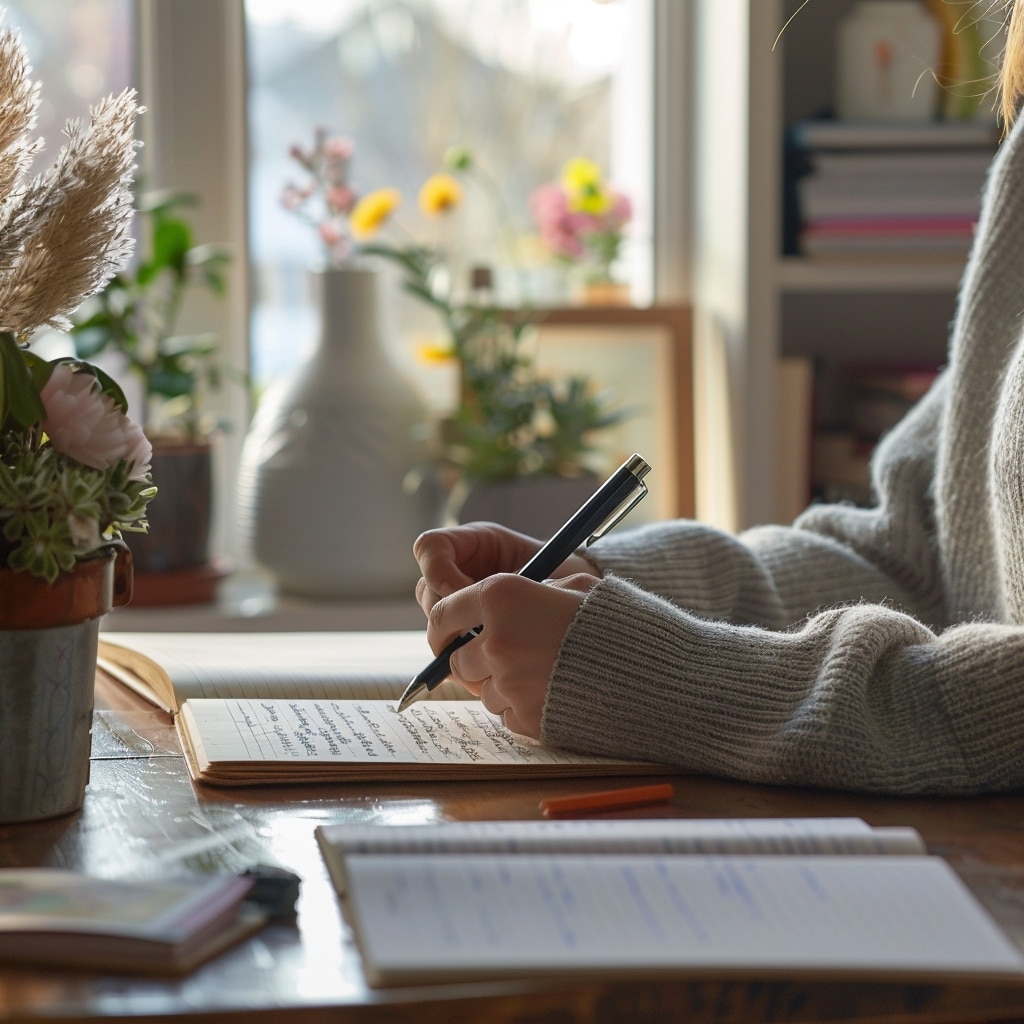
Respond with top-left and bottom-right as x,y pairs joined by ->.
0,869 -> 262,975
319,818 -> 1024,988
97,630 -> 466,715
176,697 -> 669,786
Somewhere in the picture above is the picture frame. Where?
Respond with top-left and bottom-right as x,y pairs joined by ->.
531,304 -> 693,523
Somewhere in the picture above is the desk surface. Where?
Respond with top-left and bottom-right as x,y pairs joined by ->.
2,677 -> 1024,1024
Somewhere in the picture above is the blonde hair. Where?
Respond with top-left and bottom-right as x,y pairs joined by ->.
1003,0 -> 1024,126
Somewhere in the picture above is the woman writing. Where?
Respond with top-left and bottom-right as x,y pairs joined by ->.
413,1 -> 1024,795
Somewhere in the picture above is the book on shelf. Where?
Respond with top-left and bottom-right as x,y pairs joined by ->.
177,697 -> 671,787
318,816 -> 1024,988
0,869 -> 262,975
845,365 -> 940,438
810,364 -> 940,506
812,431 -> 874,507
789,118 -> 999,151
97,630 -> 465,715
806,148 -> 994,180
800,222 -> 975,258
798,188 -> 984,221
775,356 -> 814,522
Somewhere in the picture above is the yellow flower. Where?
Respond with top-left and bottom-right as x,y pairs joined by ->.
416,340 -> 457,365
561,157 -> 612,216
418,173 -> 462,217
350,187 -> 401,239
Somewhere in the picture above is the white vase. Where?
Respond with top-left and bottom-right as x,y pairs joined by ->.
835,1 -> 941,121
237,264 -> 440,598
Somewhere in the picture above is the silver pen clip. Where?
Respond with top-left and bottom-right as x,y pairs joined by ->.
585,480 -> 649,546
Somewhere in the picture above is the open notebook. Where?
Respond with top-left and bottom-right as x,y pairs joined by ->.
315,817 -> 1024,988
176,697 -> 671,786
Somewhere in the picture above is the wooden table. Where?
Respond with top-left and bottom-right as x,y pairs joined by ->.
2,677 -> 1024,1023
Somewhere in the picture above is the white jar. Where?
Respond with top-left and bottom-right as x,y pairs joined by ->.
835,1 -> 941,120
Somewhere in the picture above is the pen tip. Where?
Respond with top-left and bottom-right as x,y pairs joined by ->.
395,682 -> 419,713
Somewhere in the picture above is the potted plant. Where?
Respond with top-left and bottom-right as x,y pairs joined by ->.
69,190 -> 236,604
368,246 -> 631,535
0,23 -> 153,822
280,133 -> 632,538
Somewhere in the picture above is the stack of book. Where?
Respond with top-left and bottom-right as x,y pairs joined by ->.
789,119 -> 998,259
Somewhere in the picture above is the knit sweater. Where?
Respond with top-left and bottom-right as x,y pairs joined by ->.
541,116 -> 1024,796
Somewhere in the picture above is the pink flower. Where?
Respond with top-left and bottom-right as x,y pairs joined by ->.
324,184 -> 356,215
322,136 -> 354,162
40,364 -> 152,480
530,184 -> 586,260
531,176 -> 632,272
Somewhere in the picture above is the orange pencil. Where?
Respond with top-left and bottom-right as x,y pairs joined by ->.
539,782 -> 675,819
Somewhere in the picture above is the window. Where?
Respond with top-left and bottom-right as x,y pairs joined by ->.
18,0 -> 688,572
2,1 -> 133,153
244,0 -> 655,390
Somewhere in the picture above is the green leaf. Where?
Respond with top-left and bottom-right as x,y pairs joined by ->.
152,216 -> 193,275
0,333 -> 45,428
67,325 -> 110,359
148,366 -> 195,399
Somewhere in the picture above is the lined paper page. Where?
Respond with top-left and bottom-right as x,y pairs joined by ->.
342,854 -> 1024,986
178,698 -> 661,783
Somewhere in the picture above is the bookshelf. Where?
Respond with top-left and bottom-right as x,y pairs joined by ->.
691,0 -> 998,529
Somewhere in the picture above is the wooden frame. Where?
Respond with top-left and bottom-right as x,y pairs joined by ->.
529,304 -> 694,521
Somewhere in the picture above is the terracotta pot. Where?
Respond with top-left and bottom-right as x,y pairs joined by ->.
571,277 -> 632,307
0,546 -> 133,824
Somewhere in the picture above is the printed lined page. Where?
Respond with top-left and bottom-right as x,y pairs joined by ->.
177,698 -> 669,786
342,853 -> 1024,987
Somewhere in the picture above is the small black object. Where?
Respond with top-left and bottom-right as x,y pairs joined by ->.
241,864 -> 301,922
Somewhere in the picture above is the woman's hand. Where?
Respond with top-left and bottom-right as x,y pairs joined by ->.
425,572 -> 598,738
412,523 -> 601,737
413,523 -> 597,614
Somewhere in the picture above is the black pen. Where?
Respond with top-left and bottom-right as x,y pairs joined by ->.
396,453 -> 652,712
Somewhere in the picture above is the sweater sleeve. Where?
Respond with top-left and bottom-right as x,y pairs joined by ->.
539,374 -> 999,795
586,372 -> 950,632
542,579 -> 1024,794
